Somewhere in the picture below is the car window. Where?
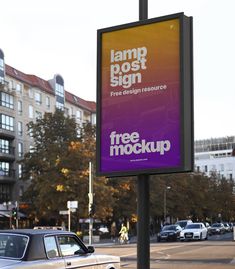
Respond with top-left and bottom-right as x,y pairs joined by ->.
186,224 -> 200,229
58,236 -> 85,257
0,234 -> 28,259
163,225 -> 176,231
44,236 -> 59,258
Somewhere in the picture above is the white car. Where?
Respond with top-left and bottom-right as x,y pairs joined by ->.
0,229 -> 120,269
180,223 -> 208,241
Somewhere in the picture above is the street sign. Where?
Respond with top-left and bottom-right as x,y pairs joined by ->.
67,201 -> 78,209
59,210 -> 69,215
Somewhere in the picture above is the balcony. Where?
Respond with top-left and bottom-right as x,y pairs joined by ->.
0,80 -> 14,94
0,128 -> 15,139
0,146 -> 15,161
0,169 -> 15,182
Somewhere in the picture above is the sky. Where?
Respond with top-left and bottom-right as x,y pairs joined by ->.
0,0 -> 235,140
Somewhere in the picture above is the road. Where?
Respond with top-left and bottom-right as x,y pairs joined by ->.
95,233 -> 235,268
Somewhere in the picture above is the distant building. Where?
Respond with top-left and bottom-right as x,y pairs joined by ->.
0,48 -> 96,206
195,136 -> 235,180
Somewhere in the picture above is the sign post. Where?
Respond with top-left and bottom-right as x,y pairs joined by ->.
96,3 -> 193,268
67,201 -> 78,232
88,162 -> 94,245
137,3 -> 149,269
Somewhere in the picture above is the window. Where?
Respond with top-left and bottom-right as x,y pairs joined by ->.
17,100 -> 23,114
0,58 -> 4,71
19,185 -> 24,196
0,92 -> 14,109
18,142 -> 23,157
29,105 -> 33,118
56,102 -> 64,110
220,164 -> 224,171
0,162 -> 10,176
46,96 -> 50,108
69,107 -> 73,116
0,139 -> 10,154
18,164 -> 23,179
92,114 -> 96,125
28,88 -> 33,99
55,83 -> 64,98
0,234 -> 28,259
16,83 -> 22,93
0,114 -> 14,131
0,57 -> 4,84
57,236 -> 85,256
0,184 -> 11,202
44,236 -> 59,258
18,122 -> 23,136
35,92 -> 42,105
76,110 -> 82,121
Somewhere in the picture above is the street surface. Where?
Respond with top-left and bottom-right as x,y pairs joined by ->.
95,233 -> 235,268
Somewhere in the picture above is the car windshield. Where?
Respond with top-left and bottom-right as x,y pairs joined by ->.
176,221 -> 187,228
185,224 -> 201,229
162,225 -> 176,231
212,223 -> 221,227
0,234 -> 28,259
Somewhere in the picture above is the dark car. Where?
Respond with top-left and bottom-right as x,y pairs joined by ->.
175,220 -> 193,229
0,229 -> 120,269
208,223 -> 226,235
157,225 -> 182,242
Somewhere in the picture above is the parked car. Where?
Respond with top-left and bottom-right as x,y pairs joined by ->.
0,229 -> 120,269
223,222 -> 232,232
157,225 -> 182,242
175,219 -> 193,229
208,223 -> 226,235
180,223 -> 208,241
204,222 -> 211,230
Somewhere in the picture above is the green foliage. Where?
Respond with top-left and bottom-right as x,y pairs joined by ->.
21,110 -> 115,225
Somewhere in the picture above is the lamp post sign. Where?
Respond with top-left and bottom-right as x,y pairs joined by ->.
97,13 -> 193,177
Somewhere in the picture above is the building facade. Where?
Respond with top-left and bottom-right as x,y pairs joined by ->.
195,136 -> 235,180
0,48 -> 96,208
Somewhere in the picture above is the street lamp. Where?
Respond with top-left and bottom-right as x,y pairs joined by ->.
163,186 -> 171,223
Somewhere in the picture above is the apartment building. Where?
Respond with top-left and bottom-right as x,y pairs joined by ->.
195,136 -> 235,180
0,48 -> 96,207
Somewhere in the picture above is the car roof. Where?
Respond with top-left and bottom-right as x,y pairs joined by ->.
0,229 -> 83,261
0,229 -> 73,236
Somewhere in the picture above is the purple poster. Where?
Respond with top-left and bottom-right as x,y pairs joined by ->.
97,14 -> 193,176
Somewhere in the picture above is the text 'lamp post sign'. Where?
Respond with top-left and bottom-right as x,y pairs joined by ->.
97,13 -> 194,177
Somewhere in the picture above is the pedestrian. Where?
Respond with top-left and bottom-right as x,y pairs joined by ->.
110,222 -> 117,242
119,223 -> 128,244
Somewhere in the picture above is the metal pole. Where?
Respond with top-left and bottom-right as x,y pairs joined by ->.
68,208 -> 71,231
137,1 -> 149,269
67,201 -> 71,232
88,162 -> 93,245
139,0 -> 148,20
15,201 -> 19,229
164,189 -> 166,222
137,175 -> 149,269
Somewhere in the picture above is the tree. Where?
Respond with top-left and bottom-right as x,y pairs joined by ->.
21,110 -> 116,226
21,109 -> 78,222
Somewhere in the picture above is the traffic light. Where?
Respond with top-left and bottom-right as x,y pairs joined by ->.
12,207 -> 18,219
88,203 -> 95,217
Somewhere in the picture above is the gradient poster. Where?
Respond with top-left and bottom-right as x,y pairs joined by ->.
97,13 -> 193,177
